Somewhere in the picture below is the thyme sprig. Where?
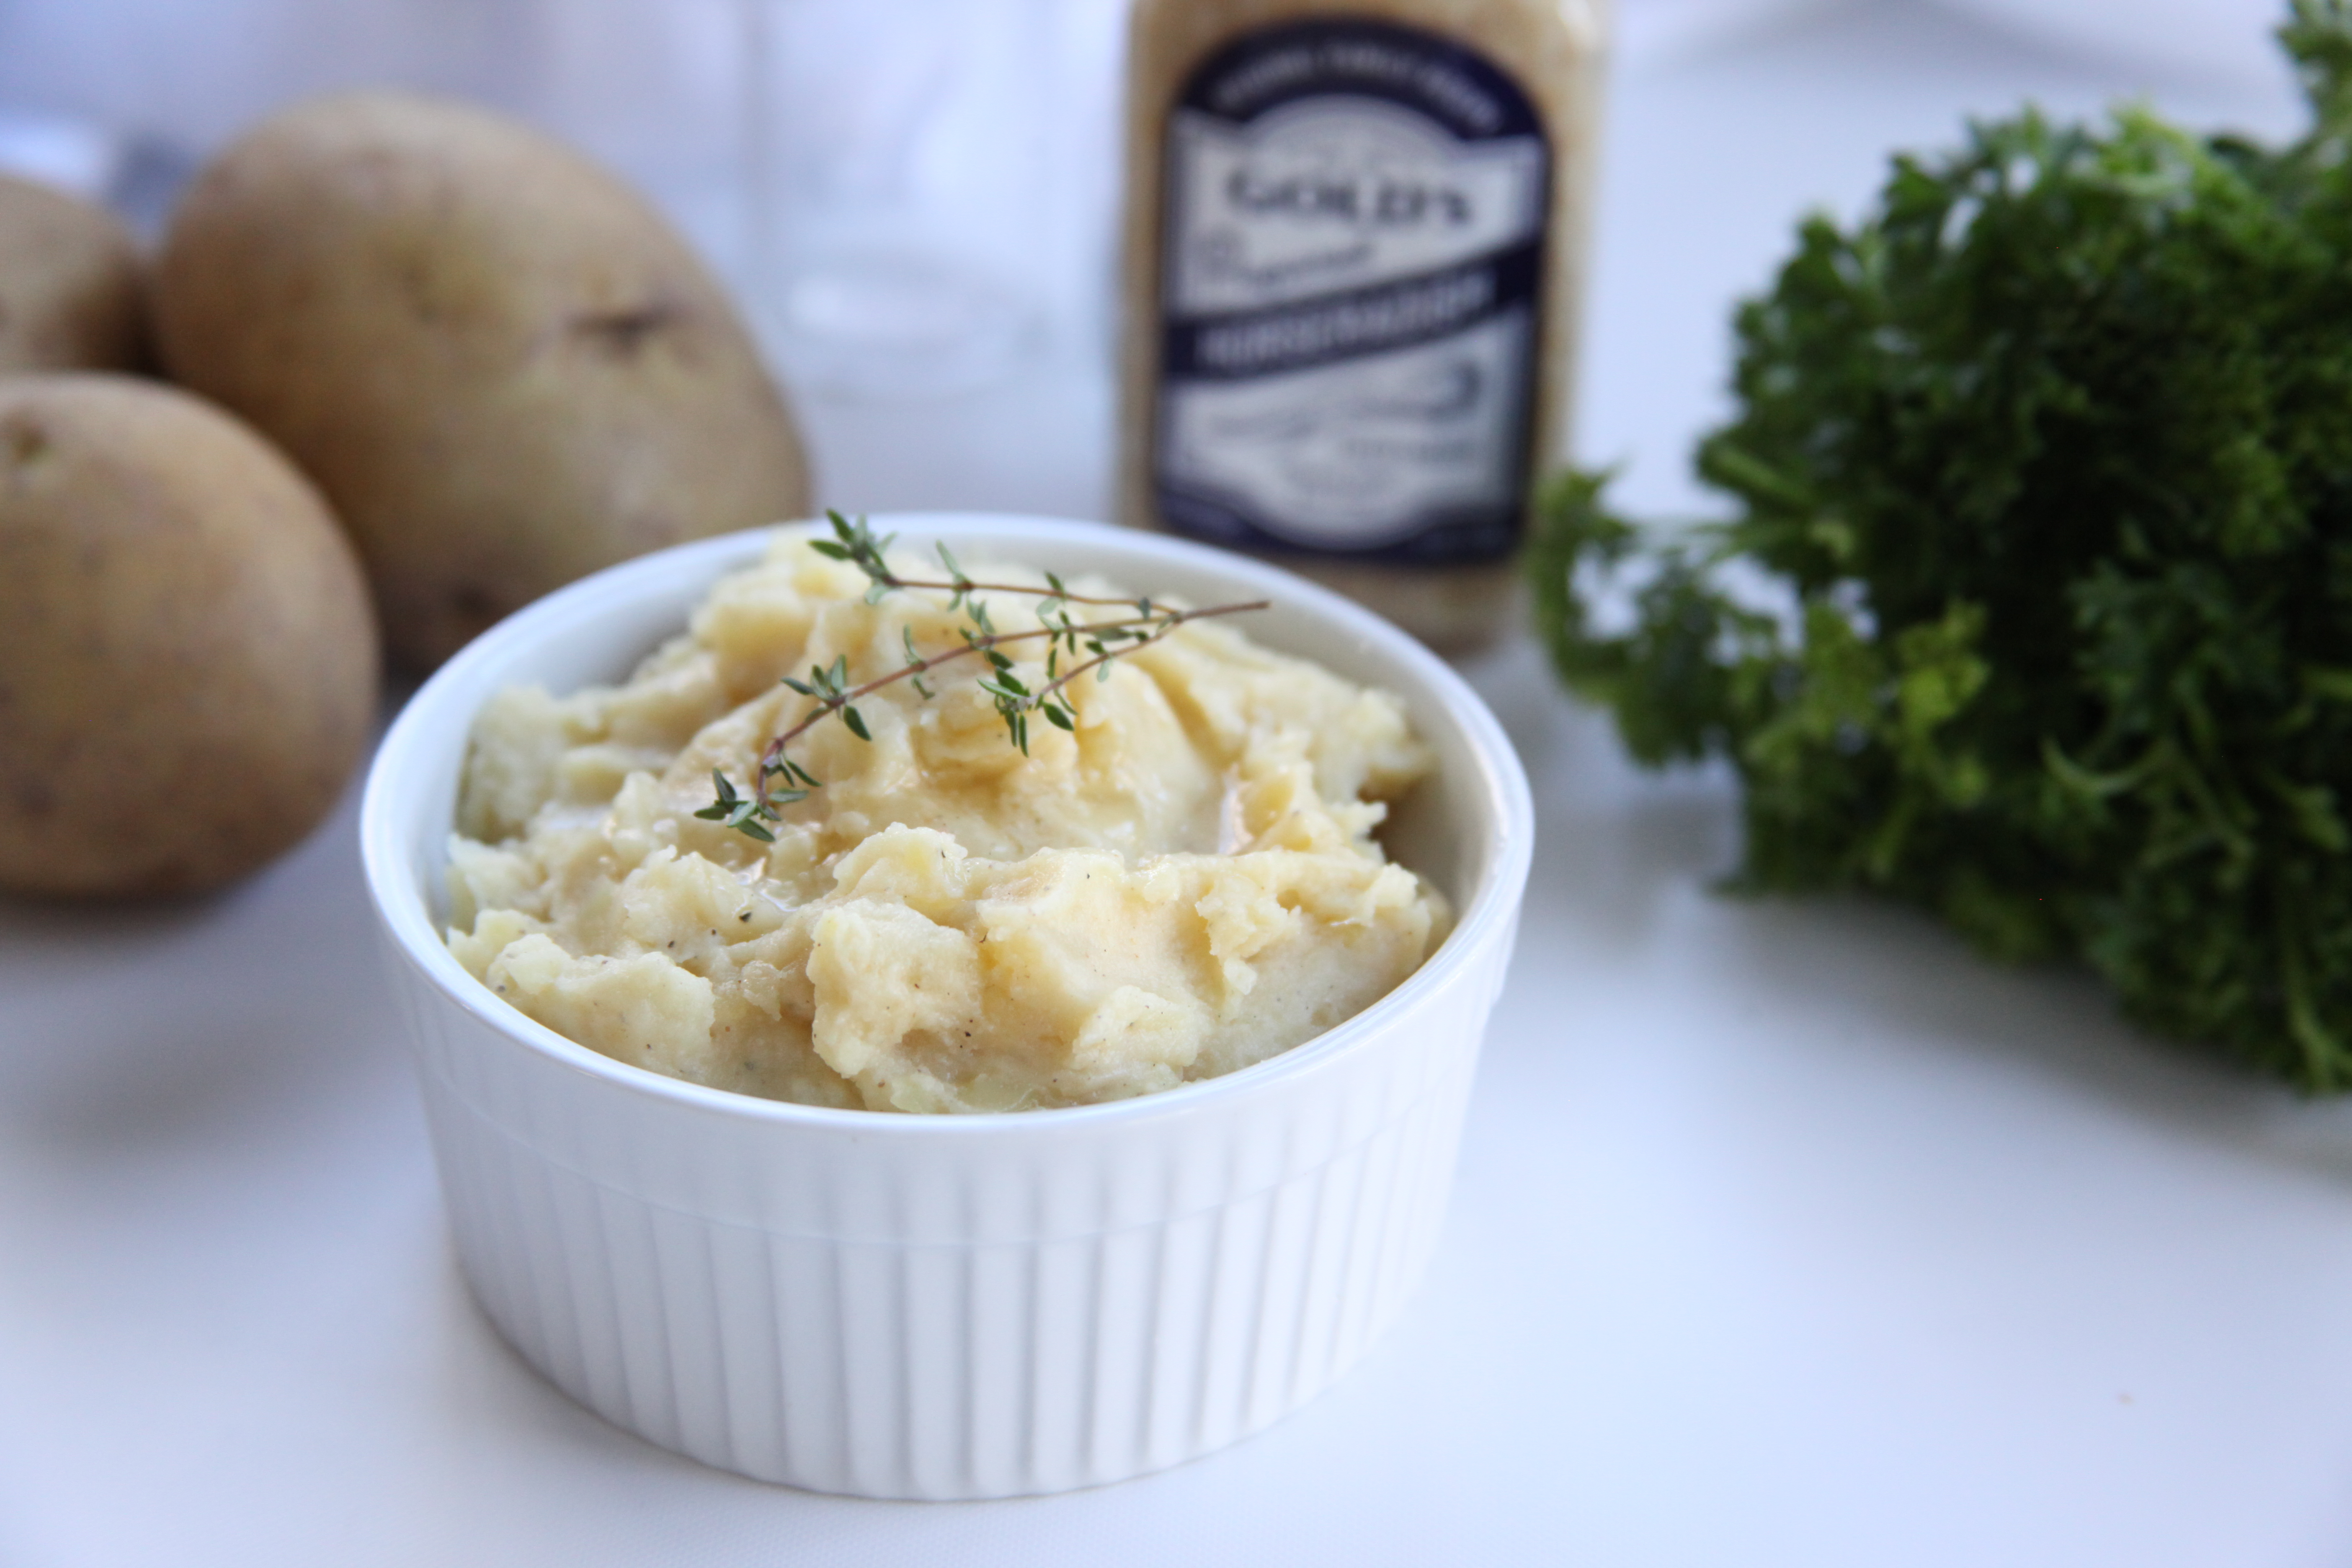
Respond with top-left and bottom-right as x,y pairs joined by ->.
696,513 -> 1267,843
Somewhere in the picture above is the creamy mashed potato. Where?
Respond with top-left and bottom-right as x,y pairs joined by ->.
445,535 -> 1448,1112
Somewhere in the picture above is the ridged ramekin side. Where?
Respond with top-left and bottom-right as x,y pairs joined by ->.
400,928 -> 1509,1499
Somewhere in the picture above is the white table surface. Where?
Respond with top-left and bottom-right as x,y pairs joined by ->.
8,3 -> 2352,1563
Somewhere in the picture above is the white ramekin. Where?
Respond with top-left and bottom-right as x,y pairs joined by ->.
360,514 -> 1533,1500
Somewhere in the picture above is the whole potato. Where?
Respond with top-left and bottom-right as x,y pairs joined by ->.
153,91 -> 812,671
0,175 -> 148,373
0,375 -> 379,898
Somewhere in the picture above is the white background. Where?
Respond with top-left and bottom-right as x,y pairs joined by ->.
6,1 -> 2352,1563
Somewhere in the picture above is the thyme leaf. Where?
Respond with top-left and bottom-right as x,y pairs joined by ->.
703,516 -> 1266,848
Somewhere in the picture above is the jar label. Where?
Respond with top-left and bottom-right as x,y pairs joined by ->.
1154,19 -> 1548,562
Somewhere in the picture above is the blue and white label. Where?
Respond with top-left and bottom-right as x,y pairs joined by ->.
1154,20 -> 1548,563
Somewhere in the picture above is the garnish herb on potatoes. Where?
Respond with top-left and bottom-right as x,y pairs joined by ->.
0,375 -> 379,898
154,90 -> 813,671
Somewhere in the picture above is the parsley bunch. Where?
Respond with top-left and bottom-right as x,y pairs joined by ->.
1532,2 -> 2352,1088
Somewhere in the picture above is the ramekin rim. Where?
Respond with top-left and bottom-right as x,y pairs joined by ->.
359,512 -> 1535,1138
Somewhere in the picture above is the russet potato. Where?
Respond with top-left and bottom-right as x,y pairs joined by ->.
0,374 -> 379,898
153,90 -> 812,671
0,174 -> 147,374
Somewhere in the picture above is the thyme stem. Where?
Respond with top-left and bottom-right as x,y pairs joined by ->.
695,513 -> 1271,843
860,574 -> 1142,609
752,603 -> 1264,768
1026,603 -> 1261,709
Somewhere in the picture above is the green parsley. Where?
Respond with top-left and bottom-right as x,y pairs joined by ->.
1530,1 -> 2352,1089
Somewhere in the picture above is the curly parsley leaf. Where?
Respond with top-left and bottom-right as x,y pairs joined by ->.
1531,0 -> 2352,1090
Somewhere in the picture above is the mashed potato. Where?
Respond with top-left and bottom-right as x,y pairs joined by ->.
445,535 -> 1448,1112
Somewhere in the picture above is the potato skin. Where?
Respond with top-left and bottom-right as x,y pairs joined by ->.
153,91 -> 812,670
0,375 -> 379,898
0,175 -> 148,374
